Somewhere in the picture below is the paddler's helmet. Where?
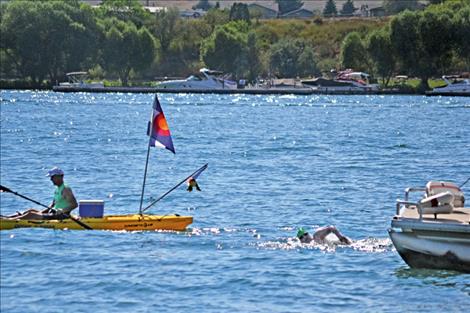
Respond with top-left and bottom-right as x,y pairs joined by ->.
297,227 -> 308,239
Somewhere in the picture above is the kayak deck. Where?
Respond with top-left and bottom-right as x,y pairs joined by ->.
0,214 -> 193,231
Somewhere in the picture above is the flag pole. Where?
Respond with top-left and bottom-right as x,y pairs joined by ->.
138,104 -> 155,214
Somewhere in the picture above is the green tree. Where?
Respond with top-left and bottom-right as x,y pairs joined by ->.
167,19 -> 212,75
366,28 -> 395,86
453,7 -> 470,69
201,21 -> 249,76
193,0 -> 213,11
202,7 -> 230,32
245,32 -> 262,82
0,0 -> 99,85
323,0 -> 338,17
418,10 -> 454,76
340,32 -> 367,71
383,0 -> 419,15
100,19 -> 156,85
230,3 -> 251,23
269,38 -> 317,78
151,7 -> 180,55
276,0 -> 304,15
390,11 -> 420,75
340,0 -> 356,16
390,9 -> 455,90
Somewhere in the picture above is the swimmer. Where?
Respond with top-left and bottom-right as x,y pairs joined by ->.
297,226 -> 352,245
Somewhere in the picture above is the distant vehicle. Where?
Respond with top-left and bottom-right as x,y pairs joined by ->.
156,68 -> 237,90
428,76 -> 470,96
59,72 -> 104,88
302,70 -> 379,92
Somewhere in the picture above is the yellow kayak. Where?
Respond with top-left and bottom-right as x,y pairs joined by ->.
0,214 -> 193,231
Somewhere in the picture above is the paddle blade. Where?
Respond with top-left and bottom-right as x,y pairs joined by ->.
0,185 -> 12,193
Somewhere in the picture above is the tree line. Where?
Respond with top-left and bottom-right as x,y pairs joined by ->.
1,0 -> 468,90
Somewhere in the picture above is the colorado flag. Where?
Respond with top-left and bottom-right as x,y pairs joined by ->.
148,95 -> 175,154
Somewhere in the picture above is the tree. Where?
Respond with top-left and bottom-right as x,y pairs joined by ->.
269,38 -> 317,78
100,19 -> 156,85
193,0 -> 213,11
202,7 -> 230,32
0,0 -> 99,85
245,32 -> 262,82
151,7 -> 180,55
167,19 -> 211,75
383,0 -> 419,15
323,0 -> 338,17
276,0 -> 304,15
418,10 -> 454,77
453,7 -> 470,69
340,0 -> 356,16
229,3 -> 250,23
366,28 -> 395,86
390,11 -> 420,76
390,8 -> 458,90
201,21 -> 250,76
339,32 -> 367,71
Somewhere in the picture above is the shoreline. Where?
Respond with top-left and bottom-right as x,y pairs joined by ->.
1,86 -> 468,97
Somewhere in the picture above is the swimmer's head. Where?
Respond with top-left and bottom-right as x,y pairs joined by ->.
297,227 -> 308,239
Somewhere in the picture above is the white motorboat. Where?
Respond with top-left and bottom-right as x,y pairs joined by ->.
388,181 -> 470,273
58,72 -> 104,88
428,76 -> 470,96
302,70 -> 379,92
156,68 -> 237,90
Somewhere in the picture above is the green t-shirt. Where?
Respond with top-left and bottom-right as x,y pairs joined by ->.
53,183 -> 71,210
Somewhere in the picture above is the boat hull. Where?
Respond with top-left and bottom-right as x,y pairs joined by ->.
388,228 -> 470,273
0,214 -> 193,231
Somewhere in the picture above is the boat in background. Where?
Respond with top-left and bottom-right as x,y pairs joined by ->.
302,70 -> 379,93
56,72 -> 104,88
388,181 -> 470,273
156,68 -> 237,90
427,76 -> 470,96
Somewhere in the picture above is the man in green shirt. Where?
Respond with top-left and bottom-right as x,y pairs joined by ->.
12,167 -> 78,220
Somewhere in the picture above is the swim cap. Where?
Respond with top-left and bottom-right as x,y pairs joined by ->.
297,227 -> 307,238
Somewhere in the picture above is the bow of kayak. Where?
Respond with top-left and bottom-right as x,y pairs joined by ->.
0,214 -> 193,231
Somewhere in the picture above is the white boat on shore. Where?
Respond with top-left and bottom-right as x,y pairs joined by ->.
388,181 -> 470,273
428,76 -> 470,96
156,68 -> 237,90
58,72 -> 104,88
302,70 -> 379,92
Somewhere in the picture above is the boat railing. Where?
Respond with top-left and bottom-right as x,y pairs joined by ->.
397,187 -> 427,219
396,199 -> 417,215
404,187 -> 426,202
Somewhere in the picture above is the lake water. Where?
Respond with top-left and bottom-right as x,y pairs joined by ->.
1,90 -> 469,312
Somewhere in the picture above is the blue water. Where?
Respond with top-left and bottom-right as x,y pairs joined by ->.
1,90 -> 469,312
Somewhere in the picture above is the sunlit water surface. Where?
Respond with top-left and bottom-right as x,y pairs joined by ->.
1,91 -> 469,312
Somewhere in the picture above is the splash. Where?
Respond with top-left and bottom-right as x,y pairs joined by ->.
255,237 -> 393,253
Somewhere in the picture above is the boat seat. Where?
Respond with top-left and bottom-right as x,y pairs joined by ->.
419,191 -> 454,219
426,181 -> 465,208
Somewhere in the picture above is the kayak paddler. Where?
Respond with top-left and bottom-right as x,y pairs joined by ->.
297,226 -> 352,245
11,167 -> 78,220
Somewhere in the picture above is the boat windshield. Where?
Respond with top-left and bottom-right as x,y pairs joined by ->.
186,74 -> 203,81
